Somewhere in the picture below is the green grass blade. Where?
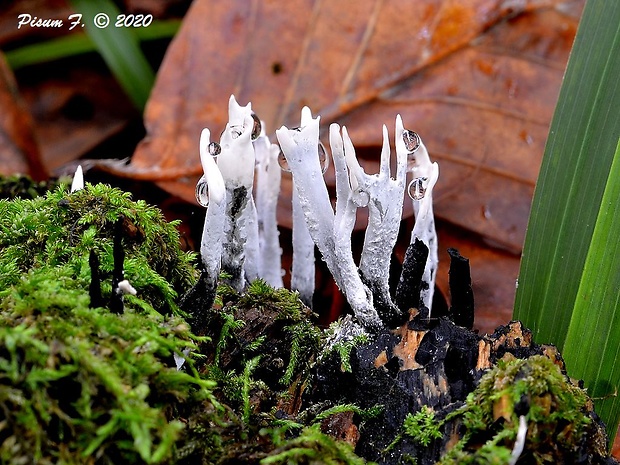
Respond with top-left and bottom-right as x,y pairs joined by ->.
5,34 -> 95,69
514,0 -> 620,347
562,139 -> 620,441
68,0 -> 156,110
5,20 -> 181,71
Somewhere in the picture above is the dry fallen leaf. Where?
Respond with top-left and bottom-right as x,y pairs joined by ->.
19,68 -> 139,174
1,1 -> 141,178
339,4 -> 583,252
111,0 -> 583,254
0,53 -> 46,179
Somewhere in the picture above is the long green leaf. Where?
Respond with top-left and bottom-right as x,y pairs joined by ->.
514,0 -> 620,443
68,0 -> 155,110
514,0 -> 620,344
5,20 -> 181,71
563,139 -> 620,440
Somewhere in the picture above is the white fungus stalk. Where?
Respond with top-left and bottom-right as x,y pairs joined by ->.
243,199 -> 260,283
70,164 -> 84,193
174,348 -> 191,371
217,95 -> 259,291
330,123 -> 358,263
198,128 -> 226,289
340,121 -> 408,323
276,110 -> 337,273
509,415 -> 528,465
289,107 -> 318,307
254,125 -> 284,288
330,123 -> 379,327
277,111 -> 382,330
291,186 -> 316,306
399,114 -> 439,316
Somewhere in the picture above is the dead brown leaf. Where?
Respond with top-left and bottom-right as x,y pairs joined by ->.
112,0 -> 583,254
19,67 -> 139,174
0,53 -> 46,179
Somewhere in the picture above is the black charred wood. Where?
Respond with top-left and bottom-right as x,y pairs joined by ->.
88,249 -> 104,308
308,319 -> 584,464
361,274 -> 407,329
447,248 -> 474,330
180,271 -> 217,336
395,238 -> 428,315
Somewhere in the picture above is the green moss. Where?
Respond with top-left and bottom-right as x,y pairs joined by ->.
0,174 -> 62,200
280,322 -> 322,386
239,279 -> 307,321
403,406 -> 443,447
439,355 -> 593,464
313,404 -> 383,423
322,322 -> 369,374
0,265 -> 217,464
0,183 -> 197,314
213,311 -> 246,366
204,279 -> 322,410
260,424 -> 373,465
0,183 -> 222,463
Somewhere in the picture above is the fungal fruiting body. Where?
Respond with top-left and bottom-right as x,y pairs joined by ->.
196,96 -> 439,331
403,128 -> 439,317
254,123 -> 284,289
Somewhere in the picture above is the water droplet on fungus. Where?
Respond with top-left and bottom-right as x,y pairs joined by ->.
403,129 -> 421,153
195,175 -> 210,207
352,188 -> 370,207
408,177 -> 427,200
208,141 -> 221,157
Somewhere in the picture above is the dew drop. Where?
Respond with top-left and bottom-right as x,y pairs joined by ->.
278,150 -> 291,172
403,129 -> 421,153
352,188 -> 370,207
208,141 -> 221,157
195,175 -> 210,207
408,177 -> 427,201
251,113 -> 262,140
318,142 -> 329,174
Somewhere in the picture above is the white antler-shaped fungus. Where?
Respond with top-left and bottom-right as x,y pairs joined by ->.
399,116 -> 439,316
71,165 -> 84,193
254,120 -> 284,288
196,128 -> 226,291
338,121 -> 408,325
277,111 -> 382,330
283,107 -> 321,307
192,97 -> 440,332
216,95 -> 260,291
329,123 -> 381,328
